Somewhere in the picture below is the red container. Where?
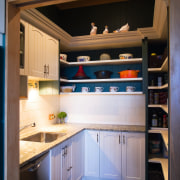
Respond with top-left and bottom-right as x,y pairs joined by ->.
118,70 -> 139,78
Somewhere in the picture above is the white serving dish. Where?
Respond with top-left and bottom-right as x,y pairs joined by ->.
61,85 -> 76,92
77,56 -> 90,62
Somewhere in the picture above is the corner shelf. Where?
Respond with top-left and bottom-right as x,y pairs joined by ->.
148,158 -> 168,180
60,77 -> 143,83
60,92 -> 143,95
148,129 -> 168,151
148,57 -> 168,72
148,83 -> 168,89
60,58 -> 142,66
148,104 -> 168,113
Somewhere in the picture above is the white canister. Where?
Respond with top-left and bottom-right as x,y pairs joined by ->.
126,86 -> 136,92
109,86 -> 119,92
60,54 -> 67,61
81,87 -> 90,93
95,87 -> 104,92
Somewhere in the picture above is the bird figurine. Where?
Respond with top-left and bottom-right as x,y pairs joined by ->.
103,25 -> 109,34
113,23 -> 130,33
90,22 -> 97,35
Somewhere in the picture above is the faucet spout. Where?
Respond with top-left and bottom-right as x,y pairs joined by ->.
20,122 -> 36,131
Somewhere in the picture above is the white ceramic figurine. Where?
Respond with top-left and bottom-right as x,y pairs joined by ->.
113,23 -> 130,33
103,25 -> 109,34
90,22 -> 97,35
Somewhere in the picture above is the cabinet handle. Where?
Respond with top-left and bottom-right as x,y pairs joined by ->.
119,135 -> 121,144
44,64 -> 46,78
97,134 -> 98,143
65,146 -> 67,155
47,64 -> 49,76
67,166 -> 72,171
123,135 -> 125,144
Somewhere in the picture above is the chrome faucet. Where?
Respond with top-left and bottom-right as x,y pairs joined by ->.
20,122 -> 36,131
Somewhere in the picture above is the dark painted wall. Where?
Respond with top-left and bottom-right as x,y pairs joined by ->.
37,0 -> 154,36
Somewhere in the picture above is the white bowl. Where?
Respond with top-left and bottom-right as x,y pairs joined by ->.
119,53 -> 133,59
60,54 -> 67,61
77,56 -> 90,62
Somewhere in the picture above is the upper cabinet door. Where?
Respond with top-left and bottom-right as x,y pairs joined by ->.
28,24 -> 46,78
122,132 -> 145,180
84,130 -> 100,177
100,131 -> 122,180
45,34 -> 59,80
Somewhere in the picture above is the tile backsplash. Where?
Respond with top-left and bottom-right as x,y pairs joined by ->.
20,82 -> 60,128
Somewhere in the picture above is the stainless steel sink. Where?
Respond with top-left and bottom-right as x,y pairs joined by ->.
21,132 -> 66,143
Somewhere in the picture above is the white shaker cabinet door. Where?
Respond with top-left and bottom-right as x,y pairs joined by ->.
72,131 -> 84,180
45,34 -> 59,80
84,130 -> 100,177
122,132 -> 145,180
100,131 -> 122,180
61,140 -> 72,180
28,24 -> 45,78
50,143 -> 62,180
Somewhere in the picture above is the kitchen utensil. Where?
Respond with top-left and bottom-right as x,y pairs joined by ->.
81,87 -> 90,93
95,87 -> 104,92
100,53 -> 111,60
61,85 -> 76,92
126,86 -> 136,92
72,65 -> 90,79
109,86 -> 119,92
119,53 -> 133,59
94,70 -> 113,79
60,54 -> 67,61
77,56 -> 90,62
118,70 -> 139,78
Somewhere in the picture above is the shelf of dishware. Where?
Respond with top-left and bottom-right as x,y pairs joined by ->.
148,128 -> 168,151
60,77 -> 143,83
148,104 -> 168,113
148,83 -> 168,90
148,57 -> 168,72
148,158 -> 168,180
60,91 -> 143,95
60,58 -> 142,66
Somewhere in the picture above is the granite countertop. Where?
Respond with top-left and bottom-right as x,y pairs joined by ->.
20,123 -> 145,167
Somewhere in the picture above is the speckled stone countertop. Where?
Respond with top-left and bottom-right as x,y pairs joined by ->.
20,123 -> 145,167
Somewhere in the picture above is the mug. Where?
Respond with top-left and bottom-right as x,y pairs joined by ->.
95,87 -> 104,92
81,87 -> 90,93
126,86 -> 136,92
109,86 -> 119,92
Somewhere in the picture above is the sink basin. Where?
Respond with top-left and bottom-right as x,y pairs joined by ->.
21,132 -> 66,143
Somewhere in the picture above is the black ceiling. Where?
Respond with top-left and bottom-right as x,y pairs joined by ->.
36,0 -> 155,36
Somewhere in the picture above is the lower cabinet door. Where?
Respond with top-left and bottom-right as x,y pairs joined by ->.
122,132 -> 145,180
72,131 -> 84,180
50,143 -> 62,180
84,130 -> 100,177
100,131 -> 122,180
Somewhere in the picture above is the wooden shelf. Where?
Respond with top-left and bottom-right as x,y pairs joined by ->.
148,158 -> 168,180
60,58 -> 142,66
148,129 -> 168,151
60,92 -> 143,95
60,77 -> 143,83
148,83 -> 168,89
148,104 -> 168,113
148,57 -> 168,72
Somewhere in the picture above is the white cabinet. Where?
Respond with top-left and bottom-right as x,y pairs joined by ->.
122,132 -> 145,180
72,131 -> 84,180
84,130 -> 100,177
28,23 -> 59,80
61,139 -> 72,180
45,34 -> 59,80
100,131 -> 122,180
84,130 -> 145,180
50,143 -> 62,180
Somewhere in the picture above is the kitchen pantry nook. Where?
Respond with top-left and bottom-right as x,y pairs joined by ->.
16,0 -> 168,180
